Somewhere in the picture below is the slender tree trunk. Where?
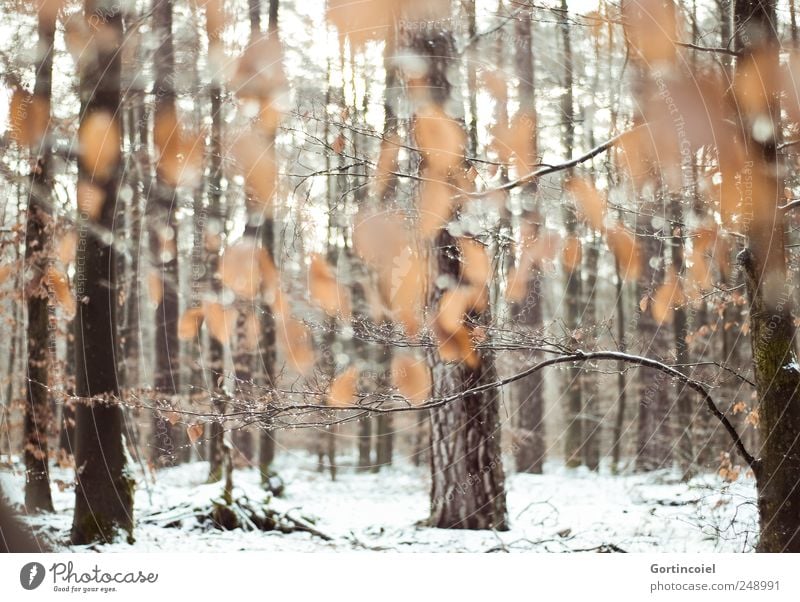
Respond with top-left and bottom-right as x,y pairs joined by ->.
582,235 -> 601,471
150,0 -> 181,468
610,257 -> 627,473
559,0 -> 583,468
23,8 -> 56,512
71,0 -> 135,544
669,193 -> 693,478
206,9 -> 227,482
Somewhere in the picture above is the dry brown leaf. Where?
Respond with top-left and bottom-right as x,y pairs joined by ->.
326,0 -> 394,47
458,237 -> 491,286
505,262 -> 530,304
568,178 -> 606,231
374,134 -> 402,196
277,315 -> 315,374
435,286 -> 487,335
243,311 -> 260,351
419,177 -> 454,238
76,181 -> 106,221
203,301 -> 236,343
308,254 -> 350,318
0,264 -> 12,285
178,308 -> 204,340
57,231 -> 77,265
651,268 -> 685,325
622,0 -> 678,64
490,110 -> 537,175
78,111 -> 120,182
328,366 -> 358,408
391,354 -> 431,406
45,266 -> 75,316
187,422 -> 205,444
8,89 -> 49,148
219,241 -> 275,300
607,223 -> 641,281
524,229 -> 561,267
147,270 -> 163,306
561,235 -> 582,272
353,206 -> 406,267
437,324 -> 480,368
414,104 -> 466,174
232,132 -> 277,208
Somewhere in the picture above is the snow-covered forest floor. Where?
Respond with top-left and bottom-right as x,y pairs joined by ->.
0,454 -> 759,552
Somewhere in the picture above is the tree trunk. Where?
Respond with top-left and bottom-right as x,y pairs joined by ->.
150,0 -> 181,468
582,236 -> 601,471
559,0 -> 583,468
205,10 -> 227,482
408,19 -> 507,529
734,0 -> 800,552
669,193 -> 693,478
23,7 -> 56,512
71,0 -> 135,544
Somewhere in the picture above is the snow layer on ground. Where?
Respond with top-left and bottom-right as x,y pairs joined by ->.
0,454 -> 758,552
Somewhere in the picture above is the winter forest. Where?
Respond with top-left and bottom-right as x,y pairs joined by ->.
1,0 -> 800,555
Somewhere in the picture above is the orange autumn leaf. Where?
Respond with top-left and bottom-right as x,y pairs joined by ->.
437,324 -> 480,368
607,223 -> 641,281
8,88 -> 49,147
328,366 -> 358,407
78,111 -> 120,182
568,178 -> 606,231
219,241 -> 276,300
651,268 -> 686,325
232,131 -> 277,208
326,0 -> 393,47
419,176 -> 454,238
308,254 -> 350,318
178,307 -> 205,340
491,110 -> 537,175
561,235 -> 582,272
187,423 -> 205,444
458,237 -> 491,286
374,134 -> 402,196
414,105 -> 466,174
276,315 -> 315,374
45,266 -> 75,316
0,264 -> 12,285
243,311 -> 260,351
76,181 -> 106,221
436,286 -> 487,334
391,354 -> 431,406
57,231 -> 77,265
204,301 -> 236,343
147,270 -> 164,306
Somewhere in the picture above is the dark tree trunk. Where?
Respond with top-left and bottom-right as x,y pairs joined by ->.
610,257 -> 627,474
405,15 -> 507,531
734,0 -> 800,552
23,7 -> 56,513
582,236 -> 601,471
669,193 -> 693,478
232,309 -> 254,463
71,0 -> 135,544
